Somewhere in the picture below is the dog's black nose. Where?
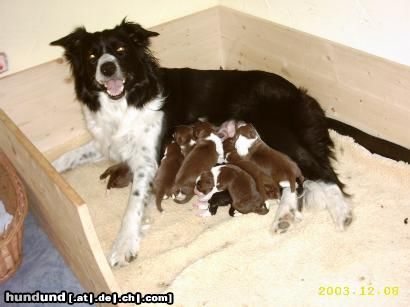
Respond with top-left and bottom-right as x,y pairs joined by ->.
100,62 -> 116,77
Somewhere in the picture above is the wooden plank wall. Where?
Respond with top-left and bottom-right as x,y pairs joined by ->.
0,111 -> 121,306
219,7 -> 410,149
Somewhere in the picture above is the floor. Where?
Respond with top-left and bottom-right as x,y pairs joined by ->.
0,212 -> 94,307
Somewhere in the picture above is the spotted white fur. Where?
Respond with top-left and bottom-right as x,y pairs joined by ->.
271,187 -> 301,234
52,140 -> 104,172
53,88 -> 165,267
303,180 -> 352,231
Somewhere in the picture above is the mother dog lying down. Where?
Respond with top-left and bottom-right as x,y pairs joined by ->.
51,20 -> 352,267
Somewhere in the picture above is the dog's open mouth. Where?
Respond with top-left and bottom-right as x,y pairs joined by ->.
103,79 -> 125,99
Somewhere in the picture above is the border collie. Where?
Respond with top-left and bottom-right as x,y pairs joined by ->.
51,20 -> 352,267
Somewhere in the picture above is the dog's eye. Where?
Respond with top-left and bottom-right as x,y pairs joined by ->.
116,46 -> 126,54
88,54 -> 96,63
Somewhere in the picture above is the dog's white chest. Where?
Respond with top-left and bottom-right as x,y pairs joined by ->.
83,94 -> 164,162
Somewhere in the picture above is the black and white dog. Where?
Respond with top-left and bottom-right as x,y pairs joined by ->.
51,20 -> 352,267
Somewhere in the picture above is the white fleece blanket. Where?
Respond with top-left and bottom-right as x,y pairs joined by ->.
63,130 -> 410,306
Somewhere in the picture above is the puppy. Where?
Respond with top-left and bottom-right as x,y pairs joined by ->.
196,165 -> 269,216
233,123 -> 305,233
153,142 -> 184,212
223,137 -> 279,200
172,121 -> 223,203
100,162 -> 133,190
173,125 -> 196,156
234,123 -> 304,192
217,119 -> 237,140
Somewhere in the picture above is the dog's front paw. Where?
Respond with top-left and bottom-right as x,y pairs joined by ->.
108,231 -> 140,267
52,157 -> 70,173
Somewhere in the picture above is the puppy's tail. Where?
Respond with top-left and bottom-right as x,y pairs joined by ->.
154,187 -> 165,212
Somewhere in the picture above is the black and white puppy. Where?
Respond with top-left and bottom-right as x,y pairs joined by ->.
51,20 -> 352,267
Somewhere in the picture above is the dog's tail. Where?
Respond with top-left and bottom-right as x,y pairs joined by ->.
327,117 -> 410,163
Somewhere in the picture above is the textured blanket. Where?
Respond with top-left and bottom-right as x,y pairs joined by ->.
63,130 -> 410,306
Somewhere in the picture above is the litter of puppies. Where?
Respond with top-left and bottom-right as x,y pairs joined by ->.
100,119 -> 304,218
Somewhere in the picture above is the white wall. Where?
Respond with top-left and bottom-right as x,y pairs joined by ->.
0,0 -> 218,77
220,0 -> 410,67
1,0 -> 410,77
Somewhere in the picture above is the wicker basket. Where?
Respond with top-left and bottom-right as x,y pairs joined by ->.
0,150 -> 28,283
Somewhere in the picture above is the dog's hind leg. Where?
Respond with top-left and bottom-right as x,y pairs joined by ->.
319,181 -> 353,231
107,155 -> 157,267
52,140 -> 104,172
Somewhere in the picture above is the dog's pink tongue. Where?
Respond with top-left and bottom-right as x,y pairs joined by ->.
106,80 -> 124,96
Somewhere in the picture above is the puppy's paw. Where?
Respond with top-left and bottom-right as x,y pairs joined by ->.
108,231 -> 140,267
194,200 -> 209,210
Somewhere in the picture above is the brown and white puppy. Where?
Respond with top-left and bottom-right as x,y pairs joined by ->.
172,121 -> 223,204
233,123 -> 304,192
223,137 -> 280,201
173,125 -> 196,156
153,142 -> 184,212
100,162 -> 133,190
196,165 -> 269,216
233,123 -> 304,233
217,119 -> 238,140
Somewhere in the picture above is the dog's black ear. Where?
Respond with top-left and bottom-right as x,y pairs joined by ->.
119,19 -> 159,47
50,27 -> 87,50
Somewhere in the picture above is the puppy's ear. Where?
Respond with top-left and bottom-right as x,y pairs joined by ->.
193,127 -> 208,140
50,27 -> 87,50
246,124 -> 258,139
119,18 -> 159,47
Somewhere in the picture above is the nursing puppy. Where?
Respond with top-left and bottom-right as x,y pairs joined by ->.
233,123 -> 304,232
172,121 -> 223,203
223,137 -> 279,201
234,123 -> 304,192
153,142 -> 184,212
173,125 -> 196,156
196,165 -> 269,216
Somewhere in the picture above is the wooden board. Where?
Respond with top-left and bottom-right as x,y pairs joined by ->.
219,6 -> 410,149
0,59 -> 87,158
150,7 -> 222,69
0,110 -> 121,306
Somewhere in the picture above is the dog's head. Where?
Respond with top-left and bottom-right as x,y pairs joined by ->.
195,170 -> 215,197
173,125 -> 195,147
234,122 -> 259,140
50,19 -> 160,111
192,121 -> 216,140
